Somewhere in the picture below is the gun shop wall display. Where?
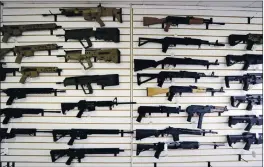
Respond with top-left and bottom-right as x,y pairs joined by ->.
0,1 -> 262,167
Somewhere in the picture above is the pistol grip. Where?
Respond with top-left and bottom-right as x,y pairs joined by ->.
15,54 -> 23,64
68,137 -> 75,145
66,156 -> 74,165
6,96 -> 16,105
167,92 -> 175,101
245,123 -> 253,131
172,134 -> 179,141
76,109 -> 85,118
164,22 -> 171,32
162,44 -> 169,53
187,113 -> 193,122
19,74 -> 28,84
246,102 -> 253,111
136,115 -> 143,122
80,59 -> 93,70
2,33 -> 11,42
244,139 -> 253,150
197,113 -> 205,129
246,41 -> 254,50
243,80 -> 249,91
96,16 -> 105,27
3,116 -> 11,124
154,149 -> 162,159
225,77 -> 230,88
242,61 -> 250,70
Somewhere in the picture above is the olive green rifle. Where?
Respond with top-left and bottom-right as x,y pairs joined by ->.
20,67 -> 62,84
0,44 -> 62,64
57,49 -> 120,70
42,4 -> 122,27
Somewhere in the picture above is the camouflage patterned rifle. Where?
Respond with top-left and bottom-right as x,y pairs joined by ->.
42,4 -> 122,27
228,34 -> 262,50
0,44 -> 62,64
57,49 -> 120,70
0,23 -> 62,42
20,67 -> 62,84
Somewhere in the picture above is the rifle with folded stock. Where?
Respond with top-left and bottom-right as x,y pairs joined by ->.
230,94 -> 262,110
228,34 -> 262,50
61,97 -> 136,117
143,16 -> 225,32
227,132 -> 262,150
52,128 -> 133,145
135,127 -> 217,141
56,74 -> 119,94
57,49 -> 120,70
0,62 -> 19,81
134,57 -> 219,71
138,37 -> 224,53
226,54 -> 262,70
0,108 -> 61,124
137,141 -> 224,159
136,105 -> 184,122
137,71 -> 218,86
20,66 -> 62,84
0,44 -> 62,64
1,88 -> 66,105
147,86 -> 225,101
57,28 -> 120,48
42,4 -> 122,26
50,148 -> 124,165
225,73 -> 262,91
228,115 -> 263,131
0,23 -> 61,42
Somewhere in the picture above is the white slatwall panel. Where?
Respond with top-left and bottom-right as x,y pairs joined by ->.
132,4 -> 262,167
0,1 -> 263,167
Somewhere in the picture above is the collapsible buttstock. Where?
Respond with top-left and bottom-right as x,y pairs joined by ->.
147,87 -> 169,96
143,17 -> 165,26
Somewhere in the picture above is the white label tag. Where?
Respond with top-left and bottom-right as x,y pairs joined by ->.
252,151 -> 256,158
7,126 -> 12,133
164,143 -> 168,157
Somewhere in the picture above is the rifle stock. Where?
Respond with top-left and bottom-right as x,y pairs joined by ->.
143,17 -> 165,26
147,87 -> 169,96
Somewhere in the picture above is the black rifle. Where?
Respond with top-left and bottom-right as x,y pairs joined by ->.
138,37 -> 224,53
61,97 -> 136,118
0,23 -> 62,42
231,94 -> 262,111
228,115 -> 263,131
228,34 -> 262,50
57,28 -> 120,48
137,141 -> 223,158
143,16 -> 225,31
56,74 -> 119,94
136,106 -> 184,122
0,128 -> 51,142
52,129 -> 133,145
186,105 -> 228,129
136,127 -> 217,141
1,88 -> 66,105
227,132 -> 262,150
226,54 -> 262,70
50,148 -> 124,165
225,73 -> 262,91
0,108 -> 61,124
0,62 -> 19,81
134,57 -> 219,72
137,71 -> 218,86
147,86 -> 225,101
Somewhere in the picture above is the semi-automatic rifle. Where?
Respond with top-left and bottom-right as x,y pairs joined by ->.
228,115 -> 263,131
136,105 -> 184,122
0,108 -> 60,124
20,67 -> 62,83
138,37 -> 224,53
52,128 -> 133,145
57,49 -> 120,70
56,74 -> 119,94
50,148 -> 124,165
230,94 -> 262,111
137,141 -> 223,158
228,34 -> 262,50
0,44 -> 62,64
143,16 -> 225,32
57,28 -> 120,48
186,105 -> 228,129
136,127 -> 217,141
1,88 -> 66,105
227,132 -> 262,150
226,54 -> 262,70
147,86 -> 224,101
134,57 -> 219,71
61,97 -> 136,117
225,73 -> 262,91
42,4 -> 122,26
0,62 -> 19,81
0,23 -> 61,42
137,71 -> 218,86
